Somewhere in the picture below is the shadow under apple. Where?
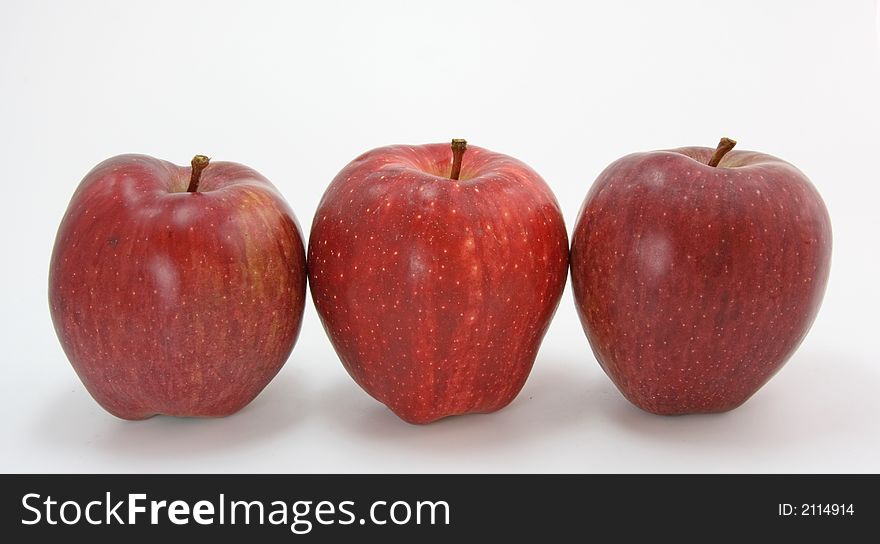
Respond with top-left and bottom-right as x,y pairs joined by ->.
32,367 -> 307,464
315,354 -> 602,458
603,346 -> 879,469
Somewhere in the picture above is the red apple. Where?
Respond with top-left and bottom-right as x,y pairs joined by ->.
49,154 -> 307,419
571,138 -> 832,414
308,140 -> 569,424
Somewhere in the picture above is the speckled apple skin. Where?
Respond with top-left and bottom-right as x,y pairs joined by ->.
309,144 -> 569,424
571,147 -> 831,415
49,155 -> 307,420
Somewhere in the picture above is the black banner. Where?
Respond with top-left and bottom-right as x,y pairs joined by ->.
1,475 -> 875,541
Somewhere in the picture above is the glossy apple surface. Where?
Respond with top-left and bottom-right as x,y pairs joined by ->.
49,154 -> 306,419
571,141 -> 831,414
309,142 -> 569,423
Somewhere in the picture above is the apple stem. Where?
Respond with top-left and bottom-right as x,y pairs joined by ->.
187,155 -> 211,192
707,138 -> 737,167
450,139 -> 467,180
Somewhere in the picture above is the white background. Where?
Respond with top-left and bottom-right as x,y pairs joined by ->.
1,0 -> 878,473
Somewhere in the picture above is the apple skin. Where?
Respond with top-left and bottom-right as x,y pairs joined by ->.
308,143 -> 569,424
571,146 -> 831,415
49,154 -> 307,419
